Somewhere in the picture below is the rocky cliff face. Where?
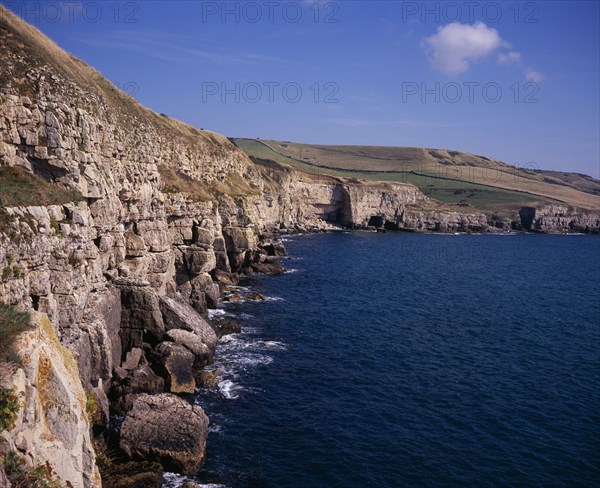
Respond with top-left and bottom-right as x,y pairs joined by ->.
518,204 -> 600,233
0,312 -> 101,487
1,6 -> 596,487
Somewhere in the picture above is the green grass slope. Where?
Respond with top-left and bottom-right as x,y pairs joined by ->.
234,139 -> 600,216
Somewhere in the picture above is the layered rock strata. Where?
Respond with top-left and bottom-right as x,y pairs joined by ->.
1,6 -> 599,487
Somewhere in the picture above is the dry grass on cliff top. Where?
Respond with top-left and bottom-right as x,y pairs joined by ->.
259,140 -> 600,211
158,165 -> 258,202
0,5 -> 250,170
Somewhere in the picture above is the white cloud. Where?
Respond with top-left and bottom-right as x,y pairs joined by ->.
423,22 -> 505,75
525,68 -> 546,82
497,51 -> 521,65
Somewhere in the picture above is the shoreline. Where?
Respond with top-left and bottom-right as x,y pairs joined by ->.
164,229 -> 600,486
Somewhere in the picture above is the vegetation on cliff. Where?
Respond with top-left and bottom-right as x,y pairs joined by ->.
235,138 -> 600,216
0,303 -> 30,363
3,450 -> 65,488
0,166 -> 81,208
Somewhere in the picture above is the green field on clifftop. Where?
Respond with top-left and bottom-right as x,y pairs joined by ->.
234,138 -> 555,216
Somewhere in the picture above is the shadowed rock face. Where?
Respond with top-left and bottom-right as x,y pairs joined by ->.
119,394 -> 209,475
518,207 -> 537,231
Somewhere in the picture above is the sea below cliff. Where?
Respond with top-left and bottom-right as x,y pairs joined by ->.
166,233 -> 599,488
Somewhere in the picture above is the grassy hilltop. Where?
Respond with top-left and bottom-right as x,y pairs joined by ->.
234,138 -> 600,217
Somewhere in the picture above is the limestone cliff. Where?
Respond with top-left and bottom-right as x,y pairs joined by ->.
0,5 -> 595,487
0,312 -> 101,487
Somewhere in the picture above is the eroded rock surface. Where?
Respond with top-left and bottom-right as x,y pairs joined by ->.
119,394 -> 209,475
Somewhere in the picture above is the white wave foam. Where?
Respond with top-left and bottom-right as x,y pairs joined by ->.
207,309 -> 227,319
228,285 -> 251,291
218,379 -> 242,399
163,473 -> 228,488
285,268 -> 299,273
260,341 -> 287,350
264,296 -> 284,301
232,354 -> 273,366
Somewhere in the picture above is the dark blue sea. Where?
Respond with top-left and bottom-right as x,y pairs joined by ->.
166,233 -> 600,488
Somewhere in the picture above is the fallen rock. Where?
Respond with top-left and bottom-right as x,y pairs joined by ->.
111,364 -> 165,414
196,370 -> 220,388
182,482 -> 203,488
101,461 -> 163,488
210,319 -> 241,338
212,269 -> 238,286
166,329 -> 213,367
260,242 -> 286,256
122,347 -> 143,370
223,292 -> 243,303
159,295 -> 218,351
250,257 -> 285,275
154,342 -> 196,394
119,394 -> 209,475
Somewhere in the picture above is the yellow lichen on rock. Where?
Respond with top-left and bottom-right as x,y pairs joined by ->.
7,312 -> 102,487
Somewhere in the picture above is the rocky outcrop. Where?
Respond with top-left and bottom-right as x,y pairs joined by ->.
524,204 -> 600,233
398,208 -> 490,233
0,312 -> 101,487
119,393 -> 209,475
152,342 -> 196,394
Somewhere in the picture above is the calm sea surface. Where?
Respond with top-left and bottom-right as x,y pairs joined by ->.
166,233 -> 600,487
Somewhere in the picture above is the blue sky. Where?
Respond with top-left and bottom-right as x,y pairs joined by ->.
3,0 -> 599,177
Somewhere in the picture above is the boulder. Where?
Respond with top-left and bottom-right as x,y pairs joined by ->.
110,364 -> 165,414
166,329 -> 213,367
204,283 -> 220,309
159,295 -> 218,350
182,482 -> 203,488
122,347 -> 143,370
102,462 -> 163,488
212,269 -> 238,286
119,394 -> 209,475
196,370 -> 220,388
250,257 -> 285,275
154,342 -> 196,394
113,365 -> 164,396
260,242 -> 286,256
210,319 -> 242,338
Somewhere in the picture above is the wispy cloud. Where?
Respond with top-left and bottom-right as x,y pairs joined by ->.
497,51 -> 521,65
75,30 -> 293,67
525,68 -> 546,83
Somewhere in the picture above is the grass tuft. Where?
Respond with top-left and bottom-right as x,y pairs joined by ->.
0,387 -> 21,431
3,450 -> 66,488
0,303 -> 31,363
0,166 -> 81,208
